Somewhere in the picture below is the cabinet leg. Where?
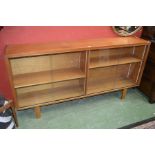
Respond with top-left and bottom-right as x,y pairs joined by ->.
34,106 -> 41,118
121,88 -> 127,100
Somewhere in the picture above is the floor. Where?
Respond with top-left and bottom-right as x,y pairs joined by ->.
133,120 -> 155,129
17,88 -> 155,129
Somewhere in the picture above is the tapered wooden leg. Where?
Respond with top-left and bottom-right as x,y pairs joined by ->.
121,88 -> 127,100
34,106 -> 41,118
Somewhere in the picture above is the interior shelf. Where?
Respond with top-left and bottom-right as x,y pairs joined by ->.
17,79 -> 84,107
90,56 -> 141,69
14,68 -> 85,88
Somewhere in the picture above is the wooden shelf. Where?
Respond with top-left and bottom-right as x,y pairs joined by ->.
90,56 -> 141,69
116,78 -> 136,88
17,83 -> 84,108
14,68 -> 85,88
87,78 -> 135,94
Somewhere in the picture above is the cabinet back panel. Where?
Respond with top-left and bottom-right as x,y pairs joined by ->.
16,79 -> 81,94
16,79 -> 85,107
10,52 -> 81,75
90,47 -> 134,59
87,67 -> 117,93
88,67 -> 117,80
112,63 -> 141,82
134,46 -> 146,59
87,62 -> 141,94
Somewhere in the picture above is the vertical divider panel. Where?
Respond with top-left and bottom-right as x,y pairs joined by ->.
49,54 -> 54,99
85,50 -> 90,95
79,51 -> 87,94
114,47 -> 122,90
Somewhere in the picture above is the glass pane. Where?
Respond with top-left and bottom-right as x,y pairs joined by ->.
87,62 -> 141,94
89,46 -> 143,69
87,66 -> 117,94
16,79 -> 85,108
115,63 -> 141,88
11,52 -> 86,88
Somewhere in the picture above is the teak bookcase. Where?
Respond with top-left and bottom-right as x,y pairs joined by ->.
5,37 -> 150,119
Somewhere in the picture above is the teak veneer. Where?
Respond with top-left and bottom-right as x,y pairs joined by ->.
5,37 -> 150,121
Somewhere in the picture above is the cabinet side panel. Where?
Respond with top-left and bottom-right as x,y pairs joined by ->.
4,56 -> 18,108
85,51 -> 90,94
137,44 -> 151,85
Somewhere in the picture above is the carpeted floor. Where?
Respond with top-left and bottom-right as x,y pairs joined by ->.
133,120 -> 155,129
17,88 -> 155,129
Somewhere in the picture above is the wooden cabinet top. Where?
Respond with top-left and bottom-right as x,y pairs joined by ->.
6,36 -> 150,58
